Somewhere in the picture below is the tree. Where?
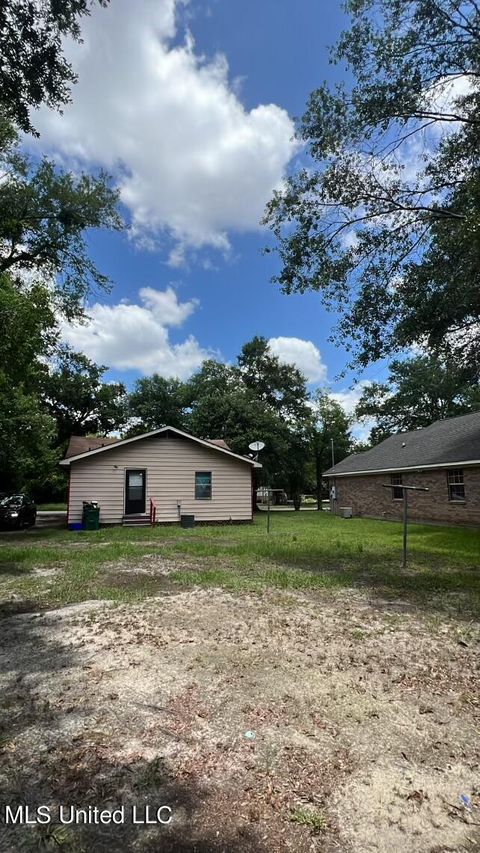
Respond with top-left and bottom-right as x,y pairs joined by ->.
0,0 -> 109,135
186,353 -> 312,503
0,272 -> 59,493
397,178 -> 480,367
0,272 -> 58,386
264,0 -> 480,370
238,336 -> 311,423
309,392 -> 352,510
42,348 -> 127,446
128,375 -> 188,434
355,354 -> 480,443
0,121 -> 122,318
0,377 -> 58,494
0,274 -> 127,494
185,360 -> 240,422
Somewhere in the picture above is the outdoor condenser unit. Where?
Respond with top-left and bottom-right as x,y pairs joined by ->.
339,506 -> 353,519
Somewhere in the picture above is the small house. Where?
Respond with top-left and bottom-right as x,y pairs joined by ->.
61,426 -> 261,526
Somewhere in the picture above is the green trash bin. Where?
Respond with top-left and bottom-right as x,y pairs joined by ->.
82,501 -> 100,531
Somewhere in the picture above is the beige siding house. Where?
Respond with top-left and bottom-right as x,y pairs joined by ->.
61,427 -> 261,526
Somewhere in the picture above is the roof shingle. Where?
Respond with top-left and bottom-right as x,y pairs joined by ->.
64,436 -> 121,459
324,411 -> 480,476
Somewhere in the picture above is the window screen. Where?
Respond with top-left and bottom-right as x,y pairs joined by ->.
391,473 -> 403,500
447,469 -> 465,501
195,471 -> 212,500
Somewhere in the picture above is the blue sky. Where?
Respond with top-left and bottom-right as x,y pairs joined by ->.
28,0 -> 388,418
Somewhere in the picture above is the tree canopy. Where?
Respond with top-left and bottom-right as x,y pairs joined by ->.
238,336 -> 311,424
0,272 -> 58,493
128,375 -> 189,434
355,354 -> 480,444
0,0 -> 109,135
264,0 -> 480,370
0,121 -> 122,318
42,348 -> 127,446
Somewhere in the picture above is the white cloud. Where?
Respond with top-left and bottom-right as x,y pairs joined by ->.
330,381 -> 376,442
383,74 -> 473,183
330,381 -> 371,415
428,74 -> 473,130
29,0 -> 297,262
138,286 -> 197,326
267,337 -> 327,383
60,286 -> 210,379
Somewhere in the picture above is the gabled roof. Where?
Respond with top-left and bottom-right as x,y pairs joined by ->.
60,426 -> 261,468
324,410 -> 480,477
64,435 -> 121,458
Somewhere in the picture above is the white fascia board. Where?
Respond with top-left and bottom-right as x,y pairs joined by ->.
323,459 -> 480,477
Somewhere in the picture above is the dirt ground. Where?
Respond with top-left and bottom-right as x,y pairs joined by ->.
1,554 -> 480,852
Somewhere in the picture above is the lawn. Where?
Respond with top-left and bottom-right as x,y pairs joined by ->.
0,512 -> 479,618
0,514 -> 479,851
37,502 -> 68,511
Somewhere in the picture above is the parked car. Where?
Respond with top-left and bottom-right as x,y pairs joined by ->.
0,494 -> 37,529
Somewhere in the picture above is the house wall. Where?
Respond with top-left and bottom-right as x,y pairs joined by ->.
329,466 -> 480,526
68,434 -> 253,525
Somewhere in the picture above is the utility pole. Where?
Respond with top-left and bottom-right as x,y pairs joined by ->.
331,437 -> 335,468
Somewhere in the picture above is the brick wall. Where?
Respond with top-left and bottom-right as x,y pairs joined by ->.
329,466 -> 480,526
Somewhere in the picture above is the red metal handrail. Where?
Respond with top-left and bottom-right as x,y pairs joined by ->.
150,498 -> 157,526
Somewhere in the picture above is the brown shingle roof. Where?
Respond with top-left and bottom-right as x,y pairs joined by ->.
64,435 -> 121,459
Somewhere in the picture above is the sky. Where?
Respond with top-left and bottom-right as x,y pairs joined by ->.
26,0 -> 389,426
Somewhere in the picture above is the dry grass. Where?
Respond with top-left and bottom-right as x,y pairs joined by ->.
1,514 -> 479,850
1,572 -> 480,851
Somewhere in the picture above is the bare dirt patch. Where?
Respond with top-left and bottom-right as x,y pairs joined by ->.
0,574 -> 479,852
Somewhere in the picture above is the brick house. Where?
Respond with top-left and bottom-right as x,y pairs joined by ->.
323,411 -> 480,526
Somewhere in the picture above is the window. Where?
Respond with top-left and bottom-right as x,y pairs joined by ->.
391,473 -> 403,500
195,471 -> 212,500
447,469 -> 465,502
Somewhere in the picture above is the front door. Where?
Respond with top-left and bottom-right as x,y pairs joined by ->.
125,469 -> 146,515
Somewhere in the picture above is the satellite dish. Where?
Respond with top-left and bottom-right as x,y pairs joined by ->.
249,440 -> 265,452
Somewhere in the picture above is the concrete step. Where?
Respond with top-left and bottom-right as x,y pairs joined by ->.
122,515 -> 151,526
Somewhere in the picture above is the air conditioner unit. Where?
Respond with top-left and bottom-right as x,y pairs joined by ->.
339,506 -> 353,519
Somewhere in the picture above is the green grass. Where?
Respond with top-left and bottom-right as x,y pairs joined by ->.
170,564 -> 356,592
37,503 -> 67,511
0,513 -> 479,617
290,806 -> 328,833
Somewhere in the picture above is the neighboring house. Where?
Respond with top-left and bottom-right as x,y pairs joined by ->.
60,426 -> 261,526
323,411 -> 480,526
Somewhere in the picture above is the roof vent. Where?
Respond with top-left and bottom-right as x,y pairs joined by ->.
402,442 -> 406,447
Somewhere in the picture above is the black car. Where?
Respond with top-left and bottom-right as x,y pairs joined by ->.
0,494 -> 37,529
